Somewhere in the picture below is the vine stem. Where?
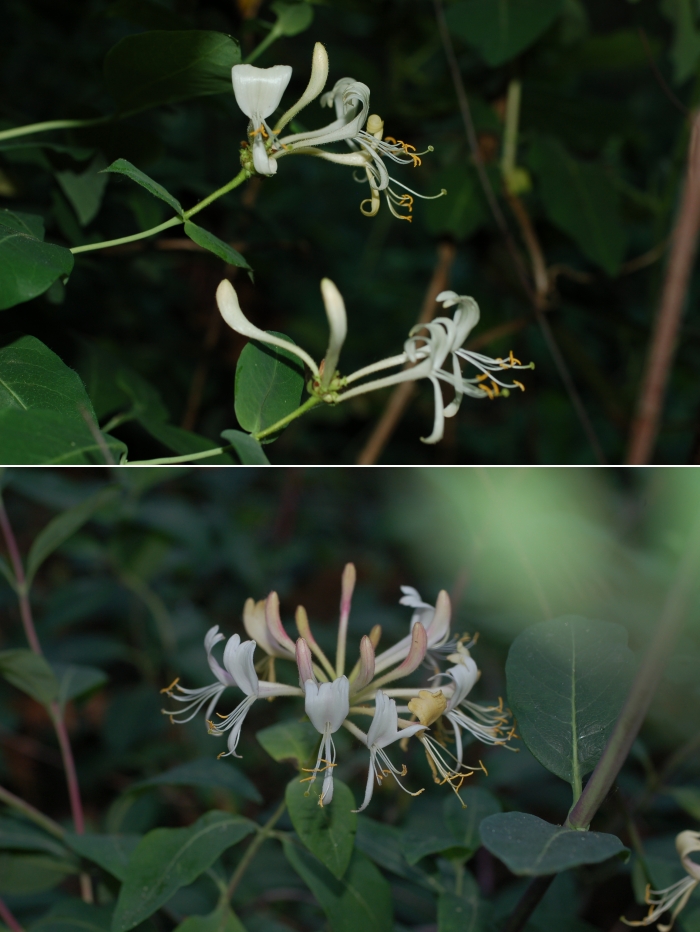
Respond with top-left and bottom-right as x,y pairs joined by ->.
0,784 -> 65,839
70,168 -> 251,255
0,499 -> 92,902
225,799 -> 287,901
0,897 -> 25,932
125,396 -> 321,466
504,513 -> 700,932
0,115 -> 110,143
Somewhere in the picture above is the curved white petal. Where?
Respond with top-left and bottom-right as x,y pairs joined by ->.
319,278 -> 347,389
232,64 -> 292,120
223,635 -> 259,697
274,42 -> 329,133
305,677 -> 350,734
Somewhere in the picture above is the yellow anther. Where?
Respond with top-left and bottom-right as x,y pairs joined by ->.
476,372 -> 489,381
509,350 -> 522,366
478,383 -> 495,400
217,751 -> 226,759
513,380 -> 525,392
160,677 -> 180,695
479,759 -> 488,776
250,124 -> 269,139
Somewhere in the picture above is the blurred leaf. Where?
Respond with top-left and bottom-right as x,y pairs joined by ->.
127,757 -> 262,802
173,905 -> 247,932
0,409 -> 126,464
103,159 -> 184,217
104,30 -> 242,115
660,0 -> 700,85
528,137 -> 626,275
31,901 -> 114,931
403,823 -> 462,865
438,889 -> 487,932
0,818 -> 68,859
106,0 -> 189,30
0,853 -> 78,893
0,208 -> 45,239
221,429 -> 270,464
480,812 -> 627,875
0,222 -> 74,310
423,166 -> 487,241
270,1 -> 314,36
506,615 -> 634,788
442,787 -> 502,858
55,155 -> 109,226
65,833 -> 141,881
233,334 -> 304,439
445,0 -> 565,66
256,720 -> 318,769
283,840 -> 393,932
0,649 -> 60,705
286,776 -> 356,879
665,787 -> 700,820
112,811 -> 256,931
26,485 -> 119,585
184,222 -> 251,271
355,816 -> 434,888
143,420 -> 234,464
51,663 -> 108,704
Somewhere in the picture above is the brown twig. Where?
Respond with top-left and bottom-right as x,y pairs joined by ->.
0,897 -> 24,932
356,241 -> 457,464
637,28 -> 689,116
627,111 -> 700,464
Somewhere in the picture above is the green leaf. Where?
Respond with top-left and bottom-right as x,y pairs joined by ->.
0,853 -> 78,894
660,0 -> 700,85
173,905 -> 247,932
0,208 -> 45,239
403,823 -> 461,866
506,615 -> 635,789
355,816 -> 434,889
0,649 -> 60,705
0,221 -> 74,310
52,663 -> 108,705
64,833 -> 141,881
445,0 -> 565,66
438,889 -> 488,932
26,485 -> 119,585
184,222 -> 251,271
31,901 -> 114,932
0,409 -> 126,464
55,154 -> 109,226
270,1 -> 314,36
221,430 -> 270,465
442,787 -> 503,859
127,757 -> 262,803
104,30 -> 242,115
528,137 -> 626,275
665,786 -> 700,820
143,420 -> 233,464
283,840 -> 393,932
423,166 -> 487,241
103,159 -> 184,218
0,817 -> 69,859
112,811 -> 256,931
233,333 -> 305,439
107,0 -> 189,31
256,720 -> 319,770
479,812 -> 628,876
286,777 -> 356,879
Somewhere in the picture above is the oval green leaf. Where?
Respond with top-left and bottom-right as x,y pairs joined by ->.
64,833 -> 141,881
256,720 -> 319,770
442,786 -> 503,859
104,30 -> 241,115
112,811 -> 256,931
0,649 -> 60,705
506,615 -> 635,790
286,776 -> 357,879
446,0 -> 565,66
184,221 -> 250,270
0,222 -> 74,310
234,333 -> 304,439
173,905 -> 247,932
220,429 -> 270,465
103,159 -> 184,217
30,902 -> 113,932
479,811 -> 628,876
126,756 -> 262,803
0,852 -> 78,894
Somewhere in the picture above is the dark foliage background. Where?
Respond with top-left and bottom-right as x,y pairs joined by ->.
2,0 -> 700,463
0,467 -> 699,931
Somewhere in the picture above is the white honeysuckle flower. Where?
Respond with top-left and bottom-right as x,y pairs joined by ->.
207,634 -> 301,757
232,63 -> 293,175
354,690 -> 426,812
339,290 -> 534,443
373,589 -> 451,676
303,676 -> 350,805
622,830 -> 700,930
160,625 -> 234,724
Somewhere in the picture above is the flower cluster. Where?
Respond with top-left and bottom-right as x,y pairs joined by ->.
162,565 -> 515,810
231,42 -> 444,221
216,278 -> 534,444
622,831 -> 700,931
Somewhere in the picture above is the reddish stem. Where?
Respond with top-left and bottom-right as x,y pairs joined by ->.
0,503 -> 41,654
0,897 -> 25,932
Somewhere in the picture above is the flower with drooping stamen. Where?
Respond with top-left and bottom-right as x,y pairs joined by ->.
353,690 -> 426,812
622,831 -> 700,930
303,676 -> 350,805
374,590 -> 451,676
160,625 -> 234,725
232,63 -> 293,176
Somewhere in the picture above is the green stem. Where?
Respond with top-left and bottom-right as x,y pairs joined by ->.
225,799 -> 287,902
0,115 -> 110,143
253,395 -> 321,440
244,28 -> 282,65
0,783 -> 65,839
70,169 -> 251,256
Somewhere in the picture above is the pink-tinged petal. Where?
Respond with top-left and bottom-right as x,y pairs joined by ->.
296,637 -> 316,687
243,598 -> 276,655
353,636 -> 375,692
426,590 -> 451,647
392,621 -> 428,676
265,591 -> 296,657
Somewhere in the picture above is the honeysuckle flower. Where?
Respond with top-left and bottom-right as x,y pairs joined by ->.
303,676 -> 350,805
160,625 -> 234,724
373,589 -> 451,676
353,690 -> 426,812
232,44 -> 442,218
623,831 -> 700,930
